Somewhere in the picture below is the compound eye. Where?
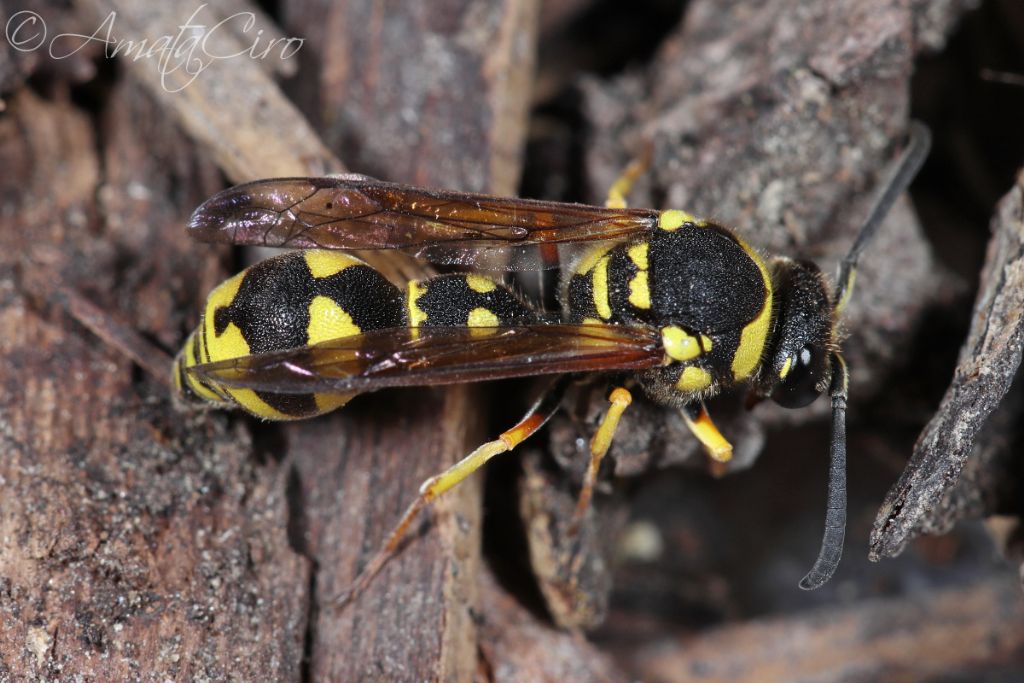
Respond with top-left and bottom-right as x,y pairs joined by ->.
772,344 -> 825,408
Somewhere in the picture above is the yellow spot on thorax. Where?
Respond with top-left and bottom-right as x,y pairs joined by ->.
676,366 -> 712,393
661,326 -> 712,362
627,242 -> 649,270
658,209 -> 699,231
307,295 -> 360,344
592,255 -> 613,320
730,238 -> 773,381
466,274 -> 498,293
574,243 -> 615,276
304,250 -> 362,278
629,271 -> 650,309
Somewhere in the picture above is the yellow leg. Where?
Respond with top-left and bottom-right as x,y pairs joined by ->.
570,387 -> 632,532
604,145 -> 653,209
682,401 -> 733,464
333,383 -> 563,608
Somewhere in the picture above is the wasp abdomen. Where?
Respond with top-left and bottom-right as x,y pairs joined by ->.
407,273 -> 538,329
175,254 -> 540,419
175,250 -> 404,419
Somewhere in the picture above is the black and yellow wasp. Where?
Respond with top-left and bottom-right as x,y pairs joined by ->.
175,123 -> 930,601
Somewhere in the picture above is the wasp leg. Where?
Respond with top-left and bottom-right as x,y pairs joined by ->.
570,387 -> 632,533
604,144 -> 654,209
334,377 -> 569,608
682,400 -> 734,464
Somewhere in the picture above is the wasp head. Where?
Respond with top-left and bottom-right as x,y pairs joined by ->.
762,258 -> 835,408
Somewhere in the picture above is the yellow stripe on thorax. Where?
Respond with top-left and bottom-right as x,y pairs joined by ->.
730,238 -> 773,381
658,209 -> 700,231
627,241 -> 651,309
574,243 -> 615,276
592,254 -> 613,320
676,366 -> 712,393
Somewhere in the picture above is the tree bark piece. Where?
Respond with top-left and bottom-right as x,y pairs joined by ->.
4,0 -> 538,679
0,79 -> 308,680
78,0 -> 340,180
627,579 -> 1024,683
277,1 -> 540,680
871,171 -> 1024,560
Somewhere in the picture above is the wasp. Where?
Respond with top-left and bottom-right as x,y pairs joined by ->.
174,123 -> 930,602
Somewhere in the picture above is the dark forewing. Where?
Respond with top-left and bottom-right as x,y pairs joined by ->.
189,324 -> 664,395
187,176 -> 658,267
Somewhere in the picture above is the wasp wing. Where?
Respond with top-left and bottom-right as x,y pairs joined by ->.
188,324 -> 664,395
187,176 -> 658,269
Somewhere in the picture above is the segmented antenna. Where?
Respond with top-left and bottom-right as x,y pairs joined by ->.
799,354 -> 848,590
833,122 -> 932,313
802,122 -> 931,590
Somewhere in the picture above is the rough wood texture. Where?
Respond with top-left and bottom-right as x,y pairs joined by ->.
3,0 -> 1024,679
1,81 -> 308,680
871,172 -> 1024,559
628,579 -> 1024,683
77,0 -> 340,180
277,2 -> 539,680
2,0 -> 539,680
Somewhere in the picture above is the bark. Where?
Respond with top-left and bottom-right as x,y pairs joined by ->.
2,0 -> 1023,680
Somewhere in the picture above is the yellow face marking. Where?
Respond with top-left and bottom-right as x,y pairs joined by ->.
467,307 -> 499,328
700,334 -> 713,351
627,242 -> 649,270
658,209 -> 699,231
307,295 -> 360,345
466,274 -> 498,294
628,271 -> 651,309
730,238 -> 774,381
592,255 -> 613,320
780,356 -> 793,379
661,326 -> 702,362
676,366 -> 712,393
574,243 -> 615,276
581,317 -> 603,326
407,280 -> 428,329
304,250 -> 361,279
